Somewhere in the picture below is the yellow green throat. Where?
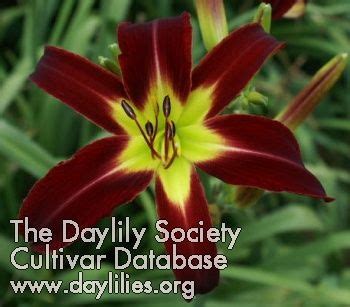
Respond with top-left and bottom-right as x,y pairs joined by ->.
120,96 -> 181,169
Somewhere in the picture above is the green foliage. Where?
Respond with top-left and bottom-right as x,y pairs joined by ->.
0,0 -> 349,306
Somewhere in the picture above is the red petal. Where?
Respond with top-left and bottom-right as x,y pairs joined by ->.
155,167 -> 219,294
197,115 -> 333,201
30,46 -> 127,134
192,23 -> 283,118
19,136 -> 153,252
262,0 -> 299,19
118,13 -> 192,108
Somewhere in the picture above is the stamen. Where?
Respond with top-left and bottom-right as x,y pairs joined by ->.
163,96 -> 172,161
164,138 -> 178,169
120,97 -> 178,167
135,120 -> 161,159
162,95 -> 171,118
145,121 -> 155,159
171,120 -> 176,138
164,121 -> 178,169
164,122 -> 171,161
121,100 -> 161,159
167,121 -> 174,139
121,100 -> 136,119
152,103 -> 159,142
145,121 -> 154,138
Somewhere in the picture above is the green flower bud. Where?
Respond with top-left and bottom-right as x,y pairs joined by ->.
253,3 -> 272,33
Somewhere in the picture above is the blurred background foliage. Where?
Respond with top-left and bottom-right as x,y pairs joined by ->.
0,0 -> 349,306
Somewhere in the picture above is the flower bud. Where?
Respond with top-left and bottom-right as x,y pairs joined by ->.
208,203 -> 221,226
108,43 -> 121,58
261,0 -> 307,19
253,3 -> 272,33
277,53 -> 348,131
234,187 -> 264,209
195,0 -> 228,51
98,56 -> 120,75
284,0 -> 307,19
247,91 -> 268,106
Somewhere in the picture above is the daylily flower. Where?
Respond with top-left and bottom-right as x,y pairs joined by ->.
261,0 -> 307,19
20,13 -> 331,295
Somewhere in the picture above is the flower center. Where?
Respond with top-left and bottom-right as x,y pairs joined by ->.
121,96 -> 179,169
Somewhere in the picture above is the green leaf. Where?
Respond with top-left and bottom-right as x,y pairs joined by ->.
0,57 -> 32,114
238,206 -> 324,245
103,0 -> 131,22
48,0 -> 75,44
0,6 -> 24,40
318,118 -> 350,131
61,0 -> 97,52
0,120 -> 58,178
222,266 -> 350,305
0,234 -> 48,280
264,231 -> 350,267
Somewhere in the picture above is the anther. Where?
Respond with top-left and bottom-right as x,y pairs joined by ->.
162,95 -> 171,118
121,100 -> 161,160
145,121 -> 154,137
171,120 -> 176,138
121,100 -> 136,119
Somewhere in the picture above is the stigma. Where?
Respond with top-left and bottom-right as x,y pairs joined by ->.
121,96 -> 179,169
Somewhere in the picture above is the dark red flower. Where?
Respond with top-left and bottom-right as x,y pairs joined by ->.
20,13 -> 331,295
